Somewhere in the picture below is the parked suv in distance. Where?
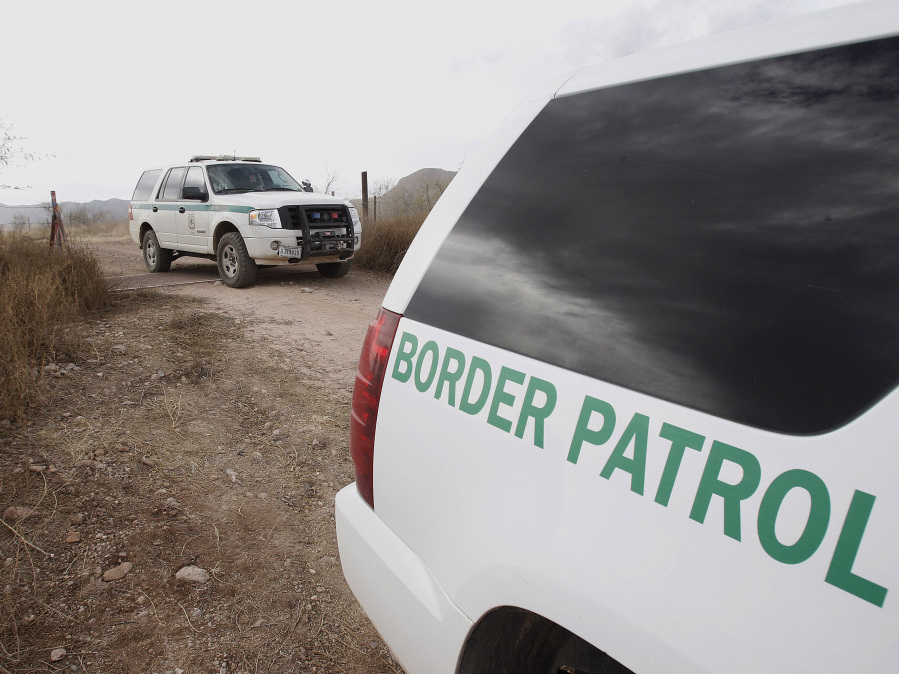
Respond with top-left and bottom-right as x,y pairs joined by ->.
129,156 -> 361,288
336,2 -> 899,673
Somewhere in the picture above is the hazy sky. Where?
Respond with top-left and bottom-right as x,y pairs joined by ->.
0,0 -> 855,205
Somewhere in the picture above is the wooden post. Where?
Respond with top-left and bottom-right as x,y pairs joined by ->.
49,191 -> 68,249
361,171 -> 369,220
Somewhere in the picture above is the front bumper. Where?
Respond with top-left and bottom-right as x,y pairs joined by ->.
243,235 -> 353,264
335,484 -> 472,674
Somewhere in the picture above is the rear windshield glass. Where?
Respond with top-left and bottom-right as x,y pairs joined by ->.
132,170 -> 161,201
406,36 -> 899,435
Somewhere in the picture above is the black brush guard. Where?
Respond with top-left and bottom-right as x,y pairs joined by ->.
277,204 -> 355,260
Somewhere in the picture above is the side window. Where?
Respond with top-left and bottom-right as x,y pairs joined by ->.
183,166 -> 208,196
406,36 -> 899,434
158,167 -> 188,201
132,170 -> 161,201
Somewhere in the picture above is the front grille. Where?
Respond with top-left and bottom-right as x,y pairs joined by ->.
278,204 -> 355,260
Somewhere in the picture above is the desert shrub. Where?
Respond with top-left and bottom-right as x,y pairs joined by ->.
353,214 -> 427,274
0,234 -> 109,419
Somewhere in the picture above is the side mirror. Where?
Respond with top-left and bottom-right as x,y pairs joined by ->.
302,179 -> 313,193
182,186 -> 209,202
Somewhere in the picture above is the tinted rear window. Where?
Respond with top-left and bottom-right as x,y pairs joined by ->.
132,170 -> 161,201
405,36 -> 899,435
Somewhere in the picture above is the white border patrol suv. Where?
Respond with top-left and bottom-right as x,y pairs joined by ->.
336,2 -> 899,672
129,156 -> 361,288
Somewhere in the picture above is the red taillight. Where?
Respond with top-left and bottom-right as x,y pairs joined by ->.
128,204 -> 133,221
350,306 -> 402,508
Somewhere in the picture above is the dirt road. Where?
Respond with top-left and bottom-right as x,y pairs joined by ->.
0,238 -> 397,673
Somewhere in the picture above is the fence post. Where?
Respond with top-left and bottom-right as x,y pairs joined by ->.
49,191 -> 68,249
361,171 -> 369,221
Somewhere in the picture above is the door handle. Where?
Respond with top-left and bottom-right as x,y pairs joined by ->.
152,206 -> 158,212
179,207 -> 186,214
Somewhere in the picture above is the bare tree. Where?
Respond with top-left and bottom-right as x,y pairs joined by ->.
371,177 -> 395,198
0,120 -> 34,191
322,164 -> 341,196
67,204 -> 91,228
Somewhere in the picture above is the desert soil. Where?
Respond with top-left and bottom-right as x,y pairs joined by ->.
0,238 -> 399,673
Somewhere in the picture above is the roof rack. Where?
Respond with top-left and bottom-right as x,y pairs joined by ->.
189,155 -> 262,163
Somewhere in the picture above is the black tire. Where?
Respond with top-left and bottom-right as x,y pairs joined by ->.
216,232 -> 257,288
316,259 -> 353,278
142,229 -> 172,273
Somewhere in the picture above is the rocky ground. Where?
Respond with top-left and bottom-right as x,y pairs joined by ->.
0,239 -> 398,673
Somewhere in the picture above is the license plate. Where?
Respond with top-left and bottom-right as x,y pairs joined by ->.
278,245 -> 302,258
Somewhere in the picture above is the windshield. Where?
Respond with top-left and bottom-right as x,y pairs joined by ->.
206,163 -> 302,194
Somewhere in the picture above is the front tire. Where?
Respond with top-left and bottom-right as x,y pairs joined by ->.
216,232 -> 257,288
316,259 -> 353,278
142,229 -> 172,272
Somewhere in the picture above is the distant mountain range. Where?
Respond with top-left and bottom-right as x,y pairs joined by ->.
0,198 -> 129,230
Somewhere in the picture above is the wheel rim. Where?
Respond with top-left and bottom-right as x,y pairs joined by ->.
221,244 -> 238,277
145,239 -> 157,266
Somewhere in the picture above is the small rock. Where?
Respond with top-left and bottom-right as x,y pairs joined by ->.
2,506 -> 32,521
136,610 -> 150,624
225,468 -> 238,482
73,416 -> 86,424
213,280 -> 223,286
66,532 -> 81,544
175,565 -> 210,583
50,647 -> 67,662
112,345 -> 127,354
165,497 -> 181,508
272,429 -> 283,439
28,465 -> 47,473
102,561 -> 133,582
150,373 -> 159,381
140,457 -> 156,467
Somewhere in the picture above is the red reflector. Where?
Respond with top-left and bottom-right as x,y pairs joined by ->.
349,306 -> 402,508
331,212 -> 339,219
128,204 -> 133,221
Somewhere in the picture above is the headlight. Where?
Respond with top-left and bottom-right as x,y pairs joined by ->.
344,202 -> 360,225
249,209 -> 281,228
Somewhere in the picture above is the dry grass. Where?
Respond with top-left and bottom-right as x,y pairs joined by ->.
0,234 -> 109,420
354,214 -> 426,274
66,219 -> 130,238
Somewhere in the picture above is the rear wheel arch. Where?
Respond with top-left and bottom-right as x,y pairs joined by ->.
138,222 -> 154,246
457,607 -> 633,674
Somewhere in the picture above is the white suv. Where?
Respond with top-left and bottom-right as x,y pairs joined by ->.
336,2 -> 899,673
129,156 -> 361,288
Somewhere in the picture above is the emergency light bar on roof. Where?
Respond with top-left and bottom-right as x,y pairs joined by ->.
189,155 -> 262,163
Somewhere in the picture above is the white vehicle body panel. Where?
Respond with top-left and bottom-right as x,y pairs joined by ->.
370,319 -> 897,673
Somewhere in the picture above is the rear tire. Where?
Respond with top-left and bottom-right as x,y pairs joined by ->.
142,229 -> 172,273
216,232 -> 257,288
317,259 -> 353,278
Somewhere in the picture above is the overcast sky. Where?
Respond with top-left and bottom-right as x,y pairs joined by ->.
0,0 -> 856,205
